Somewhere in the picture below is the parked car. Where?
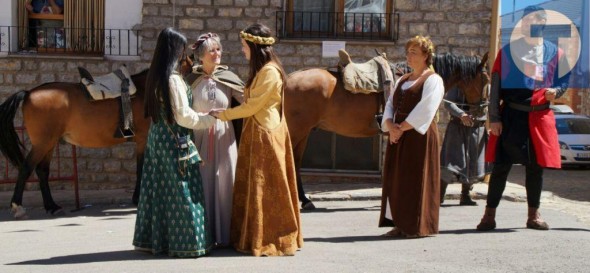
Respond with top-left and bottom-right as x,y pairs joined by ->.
555,114 -> 590,167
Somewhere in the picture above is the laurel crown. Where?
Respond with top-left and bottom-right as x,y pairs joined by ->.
240,31 -> 275,45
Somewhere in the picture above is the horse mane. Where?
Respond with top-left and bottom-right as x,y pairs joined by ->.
433,53 -> 481,81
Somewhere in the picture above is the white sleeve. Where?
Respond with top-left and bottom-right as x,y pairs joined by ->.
405,74 -> 444,135
381,80 -> 399,132
169,75 -> 215,130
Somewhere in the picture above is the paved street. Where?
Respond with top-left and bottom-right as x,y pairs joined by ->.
1,200 -> 589,273
1,165 -> 589,272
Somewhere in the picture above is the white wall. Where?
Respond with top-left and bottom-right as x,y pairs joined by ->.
105,0 -> 142,57
0,0 -> 18,54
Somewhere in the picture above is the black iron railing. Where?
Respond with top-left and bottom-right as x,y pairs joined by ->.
276,11 -> 399,41
0,26 -> 140,56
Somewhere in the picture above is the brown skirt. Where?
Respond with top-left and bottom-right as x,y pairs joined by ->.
379,122 -> 440,236
230,116 -> 303,256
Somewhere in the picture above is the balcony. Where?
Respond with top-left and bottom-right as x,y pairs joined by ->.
276,11 -> 399,41
0,26 -> 140,57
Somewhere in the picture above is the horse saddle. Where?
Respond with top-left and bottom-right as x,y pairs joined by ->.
78,66 -> 137,101
338,49 -> 393,94
78,65 -> 136,138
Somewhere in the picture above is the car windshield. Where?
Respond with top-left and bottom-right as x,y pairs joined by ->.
556,118 -> 590,134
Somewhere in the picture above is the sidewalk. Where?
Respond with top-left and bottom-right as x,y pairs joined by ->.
0,181 -> 531,210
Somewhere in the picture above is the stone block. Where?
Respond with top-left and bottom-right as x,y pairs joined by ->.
235,0 -> 249,7
111,145 -> 135,160
269,0 -> 281,8
303,57 -> 320,66
143,6 -> 158,16
424,12 -> 445,21
205,19 -> 233,31
40,73 -> 55,83
79,148 -> 110,159
418,0 -> 440,11
456,0 -> 485,10
143,0 -> 168,3
218,7 -> 243,17
86,159 -> 104,172
244,8 -> 263,18
196,0 -> 211,4
186,7 -> 215,17
15,74 -> 37,85
251,0 -> 268,7
214,0 -> 233,5
103,161 -> 122,173
160,6 -> 184,17
296,45 -> 321,56
40,62 -> 66,71
123,160 -> 138,173
459,23 -> 483,35
179,18 -> 205,30
0,59 -> 21,71
396,0 -> 417,11
409,23 -> 429,36
0,74 -> 3,84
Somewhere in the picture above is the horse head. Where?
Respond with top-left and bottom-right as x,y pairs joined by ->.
179,54 -> 194,78
433,52 -> 491,105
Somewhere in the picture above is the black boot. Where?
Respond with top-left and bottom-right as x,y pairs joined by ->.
459,184 -> 477,206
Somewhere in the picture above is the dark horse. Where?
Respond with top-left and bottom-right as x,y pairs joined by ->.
285,52 -> 490,209
0,70 -> 150,219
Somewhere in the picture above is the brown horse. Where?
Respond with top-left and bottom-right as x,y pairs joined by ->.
0,70 -> 150,219
285,52 -> 490,209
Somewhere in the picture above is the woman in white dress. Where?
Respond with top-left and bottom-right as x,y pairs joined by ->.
187,32 -> 244,246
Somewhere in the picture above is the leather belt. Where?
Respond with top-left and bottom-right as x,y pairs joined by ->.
507,102 -> 550,112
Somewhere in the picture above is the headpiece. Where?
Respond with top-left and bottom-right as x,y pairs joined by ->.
240,31 -> 275,45
190,32 -> 218,50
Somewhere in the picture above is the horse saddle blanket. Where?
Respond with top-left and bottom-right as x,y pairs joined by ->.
339,49 -> 393,94
80,66 -> 137,100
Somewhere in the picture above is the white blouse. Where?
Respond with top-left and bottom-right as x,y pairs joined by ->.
381,73 -> 444,135
168,74 -> 215,130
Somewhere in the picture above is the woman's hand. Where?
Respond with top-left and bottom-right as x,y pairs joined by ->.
209,109 -> 223,118
389,124 -> 404,144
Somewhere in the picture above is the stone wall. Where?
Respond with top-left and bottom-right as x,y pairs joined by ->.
0,0 -> 493,193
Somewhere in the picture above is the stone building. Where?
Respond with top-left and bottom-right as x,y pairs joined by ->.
0,0 -> 492,193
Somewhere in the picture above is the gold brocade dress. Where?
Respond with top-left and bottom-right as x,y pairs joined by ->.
225,63 -> 303,256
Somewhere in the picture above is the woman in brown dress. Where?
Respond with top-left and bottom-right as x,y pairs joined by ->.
379,36 -> 444,238
211,23 -> 303,256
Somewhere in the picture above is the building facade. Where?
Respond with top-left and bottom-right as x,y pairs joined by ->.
0,0 -> 492,192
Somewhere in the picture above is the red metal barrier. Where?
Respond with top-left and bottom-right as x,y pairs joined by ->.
0,126 -> 79,209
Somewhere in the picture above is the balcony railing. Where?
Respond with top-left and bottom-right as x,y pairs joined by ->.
0,26 -> 140,56
276,11 -> 399,41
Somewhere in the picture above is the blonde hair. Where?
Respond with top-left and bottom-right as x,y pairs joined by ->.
405,35 -> 435,66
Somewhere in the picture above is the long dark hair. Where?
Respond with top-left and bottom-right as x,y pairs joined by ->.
144,27 -> 187,124
242,23 -> 286,89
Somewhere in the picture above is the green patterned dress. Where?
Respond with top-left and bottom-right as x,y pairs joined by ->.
133,83 -> 213,257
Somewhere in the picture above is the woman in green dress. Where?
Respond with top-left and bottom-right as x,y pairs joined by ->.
133,27 -> 215,257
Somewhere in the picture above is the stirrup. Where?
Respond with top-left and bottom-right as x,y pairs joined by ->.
115,127 -> 135,138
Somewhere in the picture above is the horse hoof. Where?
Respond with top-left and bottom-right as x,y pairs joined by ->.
48,207 -> 65,216
301,201 -> 316,210
11,203 -> 28,220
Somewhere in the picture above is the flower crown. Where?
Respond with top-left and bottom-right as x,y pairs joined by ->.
240,31 -> 275,45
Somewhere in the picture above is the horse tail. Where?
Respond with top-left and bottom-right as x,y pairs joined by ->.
0,90 -> 27,167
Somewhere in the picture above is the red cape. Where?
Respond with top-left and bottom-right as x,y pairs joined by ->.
485,50 -> 561,168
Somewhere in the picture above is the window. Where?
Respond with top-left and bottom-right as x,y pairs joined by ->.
0,0 -> 140,57
17,0 -> 105,54
278,0 -> 398,41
